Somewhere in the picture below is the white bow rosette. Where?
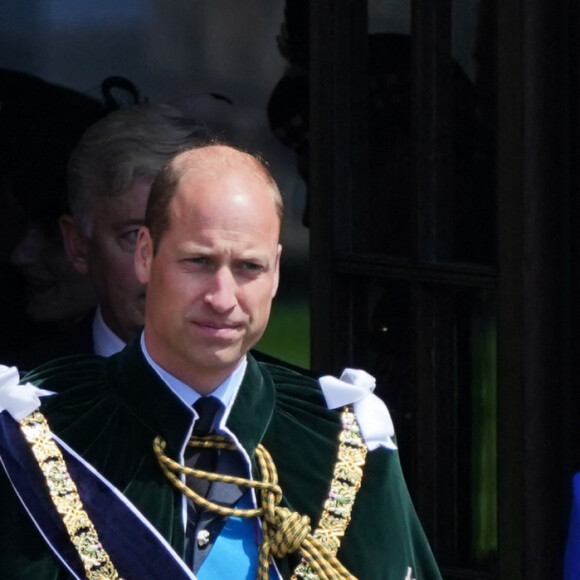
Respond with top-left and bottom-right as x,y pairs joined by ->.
0,365 -> 54,421
319,368 -> 397,451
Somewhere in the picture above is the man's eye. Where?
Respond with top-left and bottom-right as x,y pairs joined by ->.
240,262 -> 263,273
119,230 -> 139,248
186,257 -> 209,265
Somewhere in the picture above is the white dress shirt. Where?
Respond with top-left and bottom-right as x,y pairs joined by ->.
92,307 -> 126,357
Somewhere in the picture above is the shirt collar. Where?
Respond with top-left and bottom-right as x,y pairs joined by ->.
92,306 -> 126,357
139,332 -> 247,430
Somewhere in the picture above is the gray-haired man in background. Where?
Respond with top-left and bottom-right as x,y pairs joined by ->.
13,104 -> 210,369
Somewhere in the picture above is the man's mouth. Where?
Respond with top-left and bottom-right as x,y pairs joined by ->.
26,277 -> 55,290
193,320 -> 242,337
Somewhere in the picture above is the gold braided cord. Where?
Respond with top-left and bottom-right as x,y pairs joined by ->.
19,412 -> 123,580
154,405 -> 367,580
154,436 -> 280,517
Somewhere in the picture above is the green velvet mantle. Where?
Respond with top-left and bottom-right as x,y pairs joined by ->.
0,339 -> 441,580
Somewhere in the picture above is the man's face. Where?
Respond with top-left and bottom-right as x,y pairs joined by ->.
83,175 -> 152,341
11,222 -> 97,322
135,167 -> 281,393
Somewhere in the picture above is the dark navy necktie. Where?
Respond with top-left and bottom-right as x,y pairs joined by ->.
186,396 -> 222,497
184,396 -> 222,568
192,397 -> 221,437
184,396 -> 254,573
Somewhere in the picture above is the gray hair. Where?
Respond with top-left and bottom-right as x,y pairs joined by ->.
67,103 -> 211,235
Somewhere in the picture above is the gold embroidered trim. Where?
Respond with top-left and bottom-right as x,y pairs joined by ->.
291,406 -> 368,580
20,412 -> 123,580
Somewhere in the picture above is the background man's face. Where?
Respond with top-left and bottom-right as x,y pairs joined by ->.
11,222 -> 97,322
136,166 -> 281,391
85,174 -> 153,341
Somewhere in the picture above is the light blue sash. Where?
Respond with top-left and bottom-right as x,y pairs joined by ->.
197,491 -> 279,580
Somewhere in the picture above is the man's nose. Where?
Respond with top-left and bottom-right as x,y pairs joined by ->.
203,267 -> 237,312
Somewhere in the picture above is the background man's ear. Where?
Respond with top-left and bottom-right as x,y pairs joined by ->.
59,215 -> 90,275
134,227 -> 153,284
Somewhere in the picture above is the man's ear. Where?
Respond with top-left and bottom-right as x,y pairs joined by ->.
59,215 -> 90,275
272,244 -> 282,298
134,227 -> 153,284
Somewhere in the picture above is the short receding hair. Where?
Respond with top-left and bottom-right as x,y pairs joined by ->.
67,103 -> 211,235
145,143 -> 284,252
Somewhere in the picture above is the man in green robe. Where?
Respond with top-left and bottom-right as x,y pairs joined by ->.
0,144 -> 442,580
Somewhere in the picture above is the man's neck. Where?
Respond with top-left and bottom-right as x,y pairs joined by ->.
141,332 -> 244,394
140,333 -> 247,412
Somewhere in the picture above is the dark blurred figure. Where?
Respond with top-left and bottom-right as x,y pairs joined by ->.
0,70 -> 150,368
0,69 -> 107,359
268,8 -> 495,263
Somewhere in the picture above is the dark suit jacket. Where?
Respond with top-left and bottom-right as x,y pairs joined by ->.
4,312 -> 95,373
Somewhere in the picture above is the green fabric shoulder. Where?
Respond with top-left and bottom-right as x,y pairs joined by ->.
23,353 -> 109,399
257,360 -> 443,580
